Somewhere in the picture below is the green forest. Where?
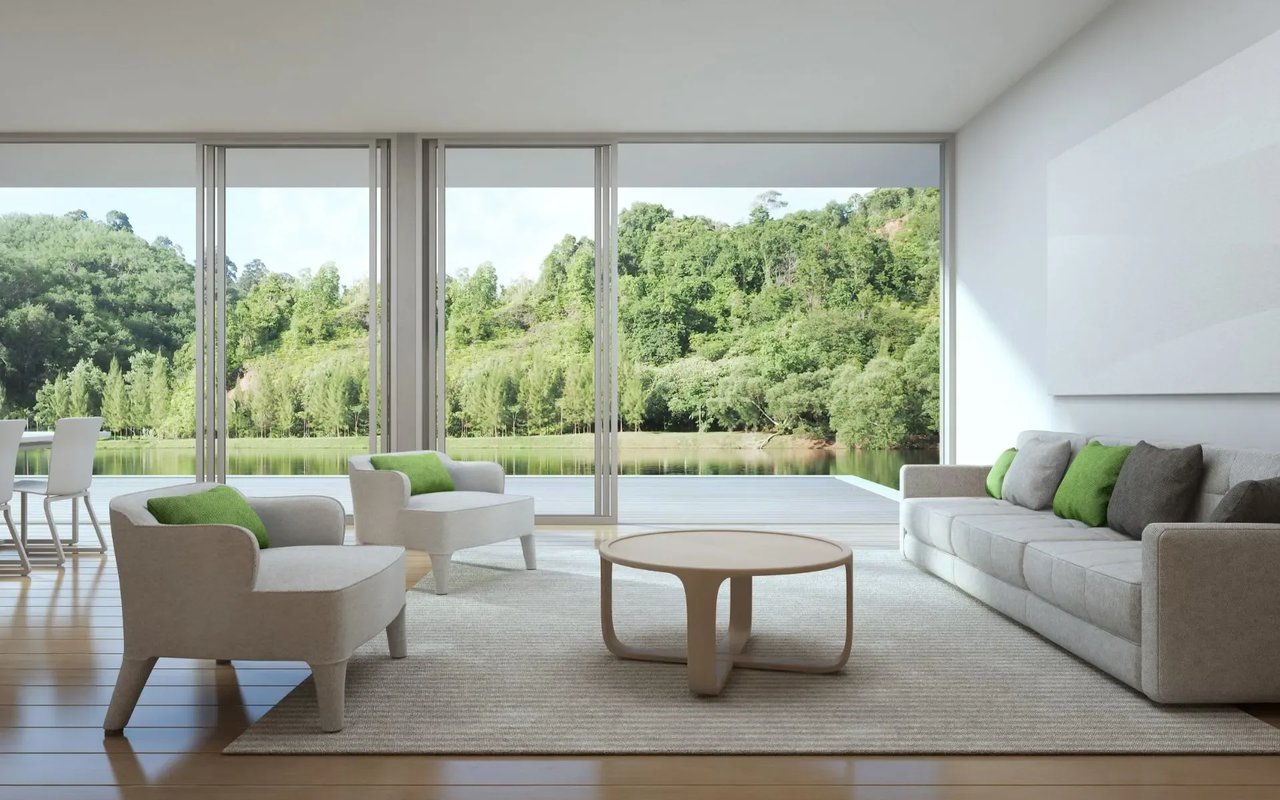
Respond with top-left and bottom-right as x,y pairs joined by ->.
0,187 -> 939,451
446,188 -> 940,449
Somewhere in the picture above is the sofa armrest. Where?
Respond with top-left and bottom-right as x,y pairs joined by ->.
1141,522 -> 1280,703
247,495 -> 345,548
446,460 -> 505,494
899,464 -> 991,499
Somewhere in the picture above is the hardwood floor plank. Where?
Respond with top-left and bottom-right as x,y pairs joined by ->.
0,668 -> 311,687
3,788 -> 1280,800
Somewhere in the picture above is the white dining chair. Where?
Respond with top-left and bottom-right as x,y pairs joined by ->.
0,419 -> 31,575
16,416 -> 107,564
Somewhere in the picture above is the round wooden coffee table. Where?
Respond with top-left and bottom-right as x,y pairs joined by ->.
599,529 -> 853,696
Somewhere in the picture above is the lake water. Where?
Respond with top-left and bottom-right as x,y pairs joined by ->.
18,439 -> 937,489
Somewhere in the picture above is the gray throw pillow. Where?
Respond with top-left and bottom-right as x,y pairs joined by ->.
1001,438 -> 1072,511
1210,476 -> 1280,523
1106,441 -> 1203,538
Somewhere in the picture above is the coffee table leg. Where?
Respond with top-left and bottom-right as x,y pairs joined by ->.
681,573 -> 730,695
601,556 -> 699,667
728,575 -> 752,655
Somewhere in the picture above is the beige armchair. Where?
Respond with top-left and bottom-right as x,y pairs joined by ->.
106,483 -> 407,734
349,451 -> 535,595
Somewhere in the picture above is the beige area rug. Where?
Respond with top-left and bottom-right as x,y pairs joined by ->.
226,542 -> 1280,754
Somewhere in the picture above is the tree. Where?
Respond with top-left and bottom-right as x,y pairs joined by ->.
104,210 -> 133,233
68,359 -> 101,418
558,356 -> 594,433
102,357 -> 129,434
124,352 -> 154,431
148,355 -> 169,433
64,209 -> 89,222
749,190 -> 788,224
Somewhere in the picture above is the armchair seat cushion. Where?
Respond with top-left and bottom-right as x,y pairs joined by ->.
255,545 -> 405,594
247,545 -> 407,664
398,491 -> 534,553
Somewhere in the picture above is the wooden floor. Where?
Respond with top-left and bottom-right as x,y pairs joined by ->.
3,523 -> 1280,799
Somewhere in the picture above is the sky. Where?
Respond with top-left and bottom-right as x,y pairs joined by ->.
0,187 -> 370,285
0,185 -> 872,289
449,186 -> 870,285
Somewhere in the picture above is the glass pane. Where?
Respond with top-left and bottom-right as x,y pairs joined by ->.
223,147 -> 373,507
443,147 -> 597,516
615,143 -> 941,523
0,143 -> 197,502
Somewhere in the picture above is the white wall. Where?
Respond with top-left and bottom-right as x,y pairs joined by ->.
953,0 -> 1280,461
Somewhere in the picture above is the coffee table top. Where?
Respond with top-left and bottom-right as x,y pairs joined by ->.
599,529 -> 851,576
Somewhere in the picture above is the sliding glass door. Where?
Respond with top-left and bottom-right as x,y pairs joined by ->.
0,143 -> 196,492
198,142 -> 389,506
434,145 -> 617,518
614,142 -> 942,523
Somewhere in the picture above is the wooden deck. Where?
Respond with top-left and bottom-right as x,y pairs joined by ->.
63,475 -> 899,526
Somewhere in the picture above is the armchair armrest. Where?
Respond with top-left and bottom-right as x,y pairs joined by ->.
1141,522 -> 1280,703
445,459 -> 505,493
899,464 -> 991,499
349,465 -> 410,545
247,495 -> 345,548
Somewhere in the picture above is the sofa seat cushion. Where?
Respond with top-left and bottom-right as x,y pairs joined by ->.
901,497 -> 1028,554
951,515 -> 1116,588
1023,540 -> 1143,643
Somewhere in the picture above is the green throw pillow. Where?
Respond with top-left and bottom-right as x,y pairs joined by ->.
370,452 -> 455,495
147,486 -> 270,548
987,447 -> 1018,499
1052,442 -> 1134,528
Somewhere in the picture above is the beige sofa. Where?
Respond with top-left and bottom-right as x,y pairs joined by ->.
901,430 -> 1280,703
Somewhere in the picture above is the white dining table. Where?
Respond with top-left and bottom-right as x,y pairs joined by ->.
18,430 -> 111,451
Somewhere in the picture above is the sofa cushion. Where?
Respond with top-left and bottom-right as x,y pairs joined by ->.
901,497 -> 1018,554
1001,437 -> 1072,511
1052,441 -> 1133,528
1023,540 -> 1143,643
950,514 -> 1116,588
1209,476 -> 1280,524
1107,441 -> 1204,537
985,447 -> 1018,499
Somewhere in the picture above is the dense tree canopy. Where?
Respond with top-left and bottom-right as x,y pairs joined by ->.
1,187 -> 939,449
445,188 -> 940,448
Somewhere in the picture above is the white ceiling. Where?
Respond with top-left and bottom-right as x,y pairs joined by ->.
0,0 -> 1115,134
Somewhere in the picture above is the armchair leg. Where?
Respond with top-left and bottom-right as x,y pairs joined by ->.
429,552 -> 453,595
310,660 -> 348,733
386,605 -> 407,659
520,534 -> 537,570
104,656 -> 158,734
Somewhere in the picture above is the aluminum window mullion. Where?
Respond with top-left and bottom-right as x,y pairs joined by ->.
368,141 -> 379,455
214,147 -> 227,483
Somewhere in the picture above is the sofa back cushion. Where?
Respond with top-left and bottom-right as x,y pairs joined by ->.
1209,476 -> 1280,523
1053,441 -> 1133,528
1001,437 -> 1073,511
1023,431 -> 1280,522
1106,441 -> 1203,537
